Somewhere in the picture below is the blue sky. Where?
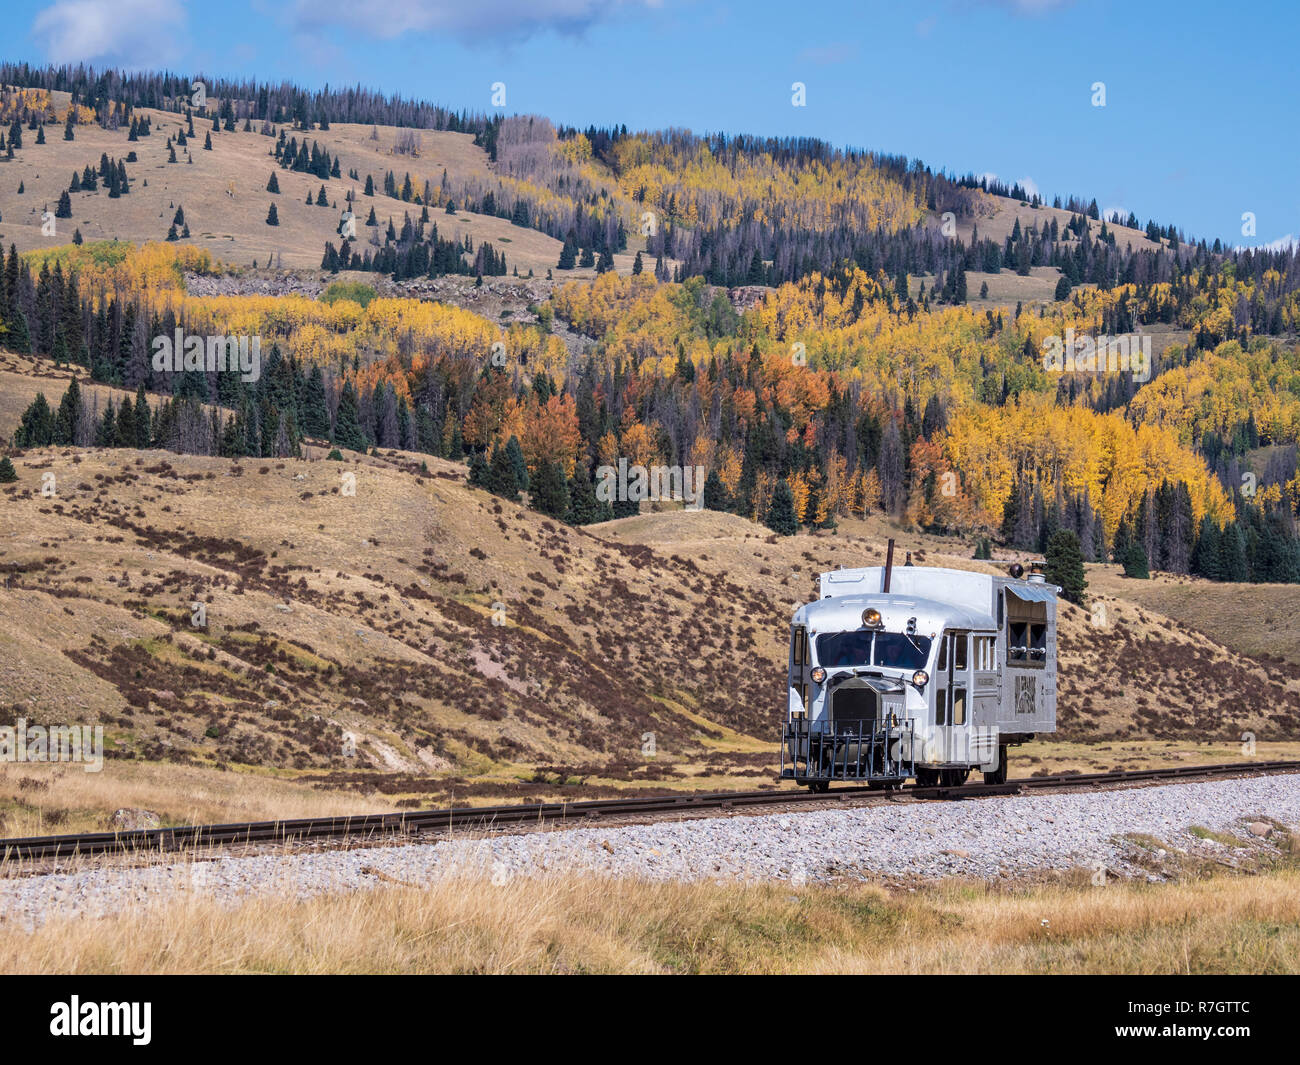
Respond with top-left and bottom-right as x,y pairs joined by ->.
11,0 -> 1298,247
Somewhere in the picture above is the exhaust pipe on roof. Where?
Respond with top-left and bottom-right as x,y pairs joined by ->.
883,538 -> 895,593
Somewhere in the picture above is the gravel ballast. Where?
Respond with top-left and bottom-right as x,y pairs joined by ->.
3,775 -> 1298,930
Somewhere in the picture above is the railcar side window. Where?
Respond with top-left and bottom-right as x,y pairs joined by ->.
936,689 -> 947,727
1006,594 -> 1048,668
954,633 -> 968,671
1008,621 -> 1030,664
937,635 -> 949,672
1030,623 -> 1047,661
792,626 -> 808,668
951,689 -> 967,726
974,636 -> 996,670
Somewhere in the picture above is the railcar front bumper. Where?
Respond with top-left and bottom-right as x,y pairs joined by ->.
779,718 -> 917,784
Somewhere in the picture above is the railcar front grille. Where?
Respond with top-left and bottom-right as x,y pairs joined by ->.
831,687 -> 879,733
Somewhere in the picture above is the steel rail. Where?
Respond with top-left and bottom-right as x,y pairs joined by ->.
3,758 -> 1299,862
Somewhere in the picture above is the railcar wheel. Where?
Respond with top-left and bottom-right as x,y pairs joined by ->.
940,768 -> 970,787
983,745 -> 1009,786
913,767 -> 940,787
807,780 -> 830,793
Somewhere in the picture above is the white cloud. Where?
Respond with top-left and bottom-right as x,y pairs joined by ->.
1017,176 -> 1040,200
32,0 -> 187,67
288,0 -> 660,43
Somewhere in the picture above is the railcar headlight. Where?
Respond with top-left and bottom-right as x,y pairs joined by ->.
810,667 -> 827,684
862,608 -> 882,628
912,670 -> 929,688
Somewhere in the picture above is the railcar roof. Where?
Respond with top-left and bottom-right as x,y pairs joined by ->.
795,592 -> 995,632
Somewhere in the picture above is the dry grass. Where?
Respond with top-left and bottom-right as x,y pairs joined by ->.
1009,740 -> 1300,777
4,860 -> 1299,974
0,107 -> 645,276
0,760 -> 396,837
0,353 -> 140,441
1086,564 -> 1300,666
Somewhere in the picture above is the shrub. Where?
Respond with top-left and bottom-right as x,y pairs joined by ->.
320,280 -> 377,308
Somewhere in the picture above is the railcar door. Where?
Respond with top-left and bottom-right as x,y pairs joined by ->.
788,624 -> 811,722
970,633 -> 1000,765
934,630 -> 971,763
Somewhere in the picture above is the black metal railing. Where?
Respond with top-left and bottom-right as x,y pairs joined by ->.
780,717 -> 917,782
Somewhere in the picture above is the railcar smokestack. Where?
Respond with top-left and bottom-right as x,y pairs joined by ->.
883,538 -> 895,592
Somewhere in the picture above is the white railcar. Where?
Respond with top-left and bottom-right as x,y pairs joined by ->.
780,553 -> 1058,789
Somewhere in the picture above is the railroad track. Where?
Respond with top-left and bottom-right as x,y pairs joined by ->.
4,758 -> 1300,862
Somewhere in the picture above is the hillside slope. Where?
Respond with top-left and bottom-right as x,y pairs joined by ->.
0,103 -> 637,277
3,429 -> 1298,809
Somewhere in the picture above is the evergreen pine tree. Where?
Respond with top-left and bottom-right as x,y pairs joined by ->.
301,365 -> 330,437
134,383 -> 152,447
54,376 -> 82,444
485,444 -> 520,502
566,467 -> 612,524
1112,517 -> 1133,565
332,381 -> 365,450
467,449 -> 488,487
1123,542 -> 1150,580
504,435 -> 529,491
531,460 -> 568,517
1044,529 -> 1087,604
765,480 -> 798,536
557,233 -> 577,270
1191,517 -> 1222,580
1220,522 -> 1249,582
703,470 -> 729,511
14,392 -> 55,446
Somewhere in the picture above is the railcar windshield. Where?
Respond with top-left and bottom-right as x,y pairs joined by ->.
816,632 -> 932,670
816,631 -> 874,667
872,633 -> 932,670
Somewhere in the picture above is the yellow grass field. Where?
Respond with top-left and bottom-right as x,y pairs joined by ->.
4,855 -> 1298,974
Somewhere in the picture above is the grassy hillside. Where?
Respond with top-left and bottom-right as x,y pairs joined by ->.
0,104 -> 636,277
2,392 -> 1298,815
